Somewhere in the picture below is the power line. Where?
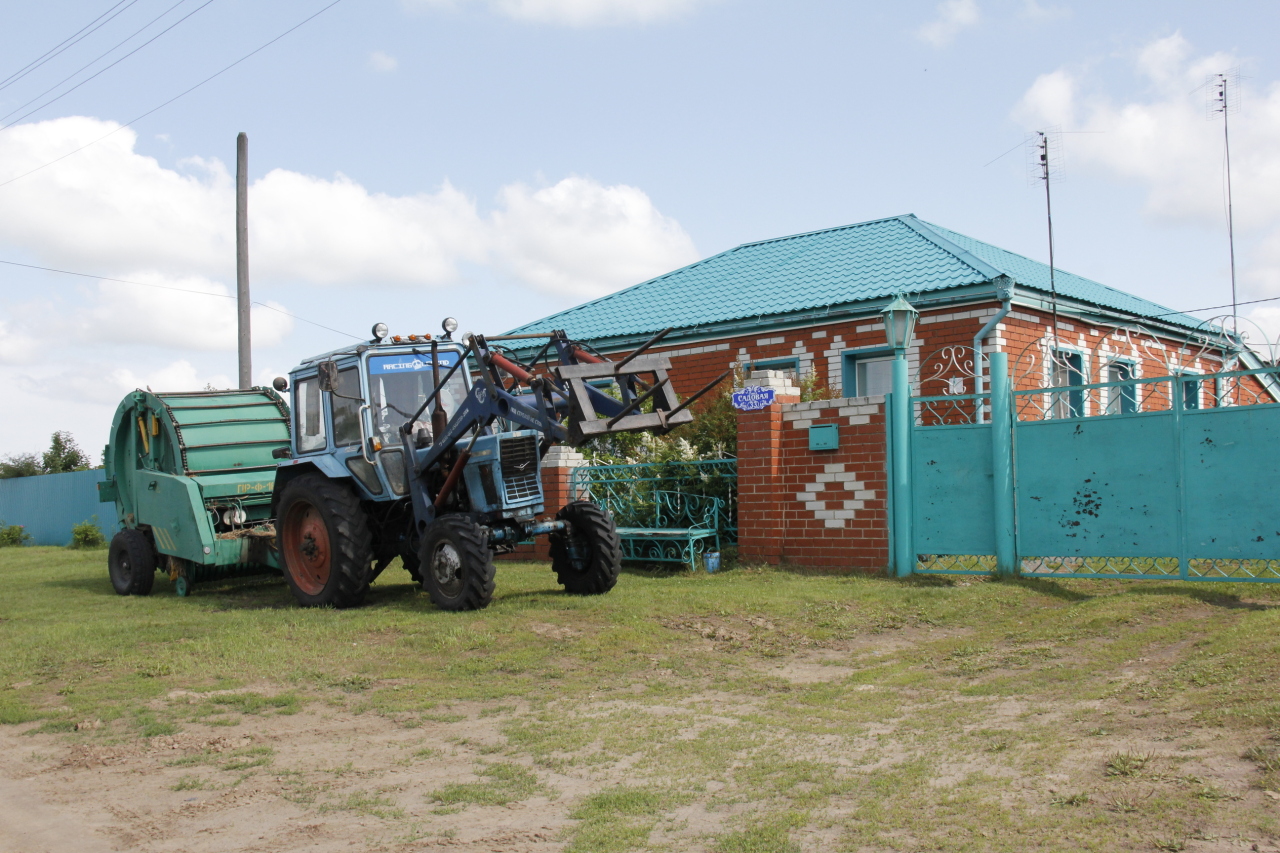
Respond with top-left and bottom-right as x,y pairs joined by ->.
1,0 -> 218,129
1151,294 -> 1280,319
0,258 -> 363,340
0,0 -> 346,190
0,0 -> 141,94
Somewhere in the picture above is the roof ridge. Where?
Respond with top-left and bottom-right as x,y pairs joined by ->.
734,213 -> 918,250
897,216 -> 1005,285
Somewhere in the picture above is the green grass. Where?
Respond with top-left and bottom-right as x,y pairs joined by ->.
430,762 -> 549,806
3,546 -> 1280,850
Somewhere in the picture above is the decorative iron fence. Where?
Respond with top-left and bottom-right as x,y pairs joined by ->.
569,459 -> 737,545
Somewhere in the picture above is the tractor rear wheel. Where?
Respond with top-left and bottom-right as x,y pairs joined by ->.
108,529 -> 156,596
419,516 -> 495,611
278,474 -> 374,608
549,501 -> 621,595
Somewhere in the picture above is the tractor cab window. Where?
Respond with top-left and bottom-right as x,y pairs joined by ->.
295,377 -> 326,452
330,366 -> 364,447
367,351 -> 470,447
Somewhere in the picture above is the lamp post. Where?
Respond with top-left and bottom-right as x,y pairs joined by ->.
882,294 -> 918,578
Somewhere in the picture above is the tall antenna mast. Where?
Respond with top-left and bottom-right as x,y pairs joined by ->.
1211,73 -> 1239,334
1035,130 -> 1060,349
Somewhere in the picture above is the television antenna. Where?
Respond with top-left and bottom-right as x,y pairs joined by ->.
1029,129 -> 1064,349
1208,70 -> 1242,334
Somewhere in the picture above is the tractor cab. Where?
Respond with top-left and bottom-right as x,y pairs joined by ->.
275,322 -> 472,503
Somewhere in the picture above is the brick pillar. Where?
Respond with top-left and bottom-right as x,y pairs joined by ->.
736,372 -> 800,565
498,445 -> 586,561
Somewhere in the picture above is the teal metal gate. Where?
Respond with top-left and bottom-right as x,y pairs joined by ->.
899,325 -> 1280,581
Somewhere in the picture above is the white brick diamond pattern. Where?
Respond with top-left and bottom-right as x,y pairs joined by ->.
795,463 -> 876,529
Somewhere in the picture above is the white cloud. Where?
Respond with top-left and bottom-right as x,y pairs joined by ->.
917,0 -> 979,47
0,116 -> 698,301
490,176 -> 698,297
20,359 -> 232,407
75,275 -> 294,351
407,0 -> 702,26
368,50 -> 398,72
0,117 -> 232,276
252,170 -> 488,286
1014,34 -> 1280,320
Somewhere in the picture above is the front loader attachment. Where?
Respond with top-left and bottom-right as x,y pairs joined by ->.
557,354 -> 693,442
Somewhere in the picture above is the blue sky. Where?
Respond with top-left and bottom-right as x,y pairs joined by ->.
2,0 -> 1279,455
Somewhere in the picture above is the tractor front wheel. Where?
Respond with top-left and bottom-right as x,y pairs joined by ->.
108,529 -> 156,596
278,474 -> 374,608
549,501 -> 621,595
419,516 -> 495,611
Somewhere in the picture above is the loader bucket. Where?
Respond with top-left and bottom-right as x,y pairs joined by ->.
555,354 -> 695,443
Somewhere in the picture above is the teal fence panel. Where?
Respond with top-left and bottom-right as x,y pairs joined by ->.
902,356 -> 1280,581
0,469 -> 117,546
1015,412 -> 1180,559
1182,403 -> 1280,571
911,424 -> 995,558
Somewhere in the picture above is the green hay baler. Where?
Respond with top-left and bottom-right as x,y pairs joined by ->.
98,388 -> 290,596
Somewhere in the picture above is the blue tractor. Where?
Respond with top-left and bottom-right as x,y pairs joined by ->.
268,319 -> 726,611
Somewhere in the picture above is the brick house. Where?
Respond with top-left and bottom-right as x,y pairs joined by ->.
507,214 -> 1264,570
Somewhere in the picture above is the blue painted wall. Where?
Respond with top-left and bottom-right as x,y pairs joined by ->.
0,470 -> 119,546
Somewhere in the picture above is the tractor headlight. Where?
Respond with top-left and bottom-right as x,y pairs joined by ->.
371,322 -> 389,342
441,317 -> 458,339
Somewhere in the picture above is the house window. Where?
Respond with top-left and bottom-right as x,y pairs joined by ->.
1050,351 -> 1084,419
1104,362 -> 1136,415
842,351 -> 895,398
1181,374 -> 1202,410
750,357 -> 800,378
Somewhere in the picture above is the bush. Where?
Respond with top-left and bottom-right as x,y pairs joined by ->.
69,520 -> 107,550
0,523 -> 33,547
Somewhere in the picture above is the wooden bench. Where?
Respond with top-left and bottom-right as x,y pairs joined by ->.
603,490 -> 723,568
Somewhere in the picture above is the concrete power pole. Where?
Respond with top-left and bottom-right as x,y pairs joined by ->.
236,131 -> 251,390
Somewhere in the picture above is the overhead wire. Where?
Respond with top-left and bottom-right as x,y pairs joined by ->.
1,0 -> 219,129
0,0 -> 346,190
0,258 -> 364,341
3,256 -> 1274,339
0,0 -> 141,93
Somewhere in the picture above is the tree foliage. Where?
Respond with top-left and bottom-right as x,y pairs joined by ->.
0,432 -> 93,479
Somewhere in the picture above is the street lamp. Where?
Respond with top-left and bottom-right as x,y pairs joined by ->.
881,293 -> 919,353
882,293 -> 918,579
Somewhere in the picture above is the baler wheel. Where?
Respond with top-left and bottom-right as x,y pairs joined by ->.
278,474 -> 373,608
108,529 -> 156,596
549,501 -> 621,595
419,516 -> 495,611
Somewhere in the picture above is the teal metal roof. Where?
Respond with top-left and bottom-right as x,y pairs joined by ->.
506,214 -> 1198,341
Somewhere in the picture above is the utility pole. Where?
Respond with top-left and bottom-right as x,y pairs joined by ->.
236,131 -> 251,390
1036,131 -> 1060,351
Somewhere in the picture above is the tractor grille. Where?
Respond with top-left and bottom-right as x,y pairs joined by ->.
500,435 -> 540,504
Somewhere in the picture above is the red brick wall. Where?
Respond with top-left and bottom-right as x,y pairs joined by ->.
737,391 -> 890,573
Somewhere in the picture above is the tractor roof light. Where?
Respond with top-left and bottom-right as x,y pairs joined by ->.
371,322 -> 389,343
441,317 -> 458,340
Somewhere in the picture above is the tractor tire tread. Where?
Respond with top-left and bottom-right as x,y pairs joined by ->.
279,474 -> 374,609
421,516 -> 495,611
550,500 -> 621,595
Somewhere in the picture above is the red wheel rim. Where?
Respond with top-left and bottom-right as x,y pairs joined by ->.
283,500 -> 331,596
